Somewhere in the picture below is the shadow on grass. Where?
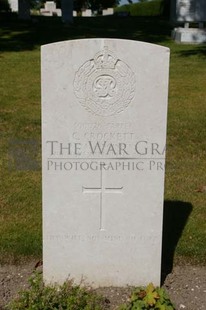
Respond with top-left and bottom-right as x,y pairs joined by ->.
161,200 -> 192,283
177,46 -> 206,57
0,13 -> 172,52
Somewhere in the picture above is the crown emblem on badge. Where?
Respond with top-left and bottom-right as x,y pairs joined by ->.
94,47 -> 118,69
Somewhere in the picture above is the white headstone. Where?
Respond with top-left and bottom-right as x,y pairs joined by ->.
103,8 -> 114,16
174,0 -> 206,22
171,0 -> 206,43
8,0 -> 18,12
40,9 -> 53,16
40,2 -> 62,17
45,1 -> 56,12
42,39 -> 170,287
172,27 -> 206,43
82,9 -> 92,17
54,8 -> 62,16
73,10 -> 77,17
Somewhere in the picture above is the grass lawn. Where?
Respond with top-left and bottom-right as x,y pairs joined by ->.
0,14 -> 206,265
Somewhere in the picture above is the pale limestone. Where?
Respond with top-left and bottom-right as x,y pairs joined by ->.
8,0 -> 18,12
102,8 -> 114,16
55,9 -> 62,17
40,9 -> 53,16
171,0 -> 206,43
171,0 -> 206,22
41,39 -> 170,287
172,27 -> 206,43
45,1 -> 56,11
82,9 -> 92,17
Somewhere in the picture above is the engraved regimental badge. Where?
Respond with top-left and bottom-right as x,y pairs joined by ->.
74,47 -> 136,117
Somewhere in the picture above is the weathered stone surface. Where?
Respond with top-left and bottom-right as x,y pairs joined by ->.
41,39 -> 170,287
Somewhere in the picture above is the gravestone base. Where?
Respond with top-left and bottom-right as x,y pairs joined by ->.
172,27 -> 206,43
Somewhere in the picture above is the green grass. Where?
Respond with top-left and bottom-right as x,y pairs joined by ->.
0,14 -> 206,265
163,43 -> 206,264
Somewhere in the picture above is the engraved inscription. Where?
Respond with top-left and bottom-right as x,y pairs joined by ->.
46,234 -> 158,243
74,47 -> 136,116
82,170 -> 123,231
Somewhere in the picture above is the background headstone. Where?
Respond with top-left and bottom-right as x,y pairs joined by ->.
102,8 -> 114,16
45,1 -> 56,12
171,0 -> 206,22
42,38 -> 170,287
82,9 -> 92,17
54,8 -> 62,16
40,9 -> 53,16
40,1 -> 62,17
171,0 -> 206,43
176,0 -> 206,22
8,0 -> 18,12
172,27 -> 206,43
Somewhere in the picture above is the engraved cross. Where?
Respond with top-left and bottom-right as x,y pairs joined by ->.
82,170 -> 123,231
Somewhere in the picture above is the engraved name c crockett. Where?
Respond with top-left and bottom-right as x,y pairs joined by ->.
73,47 -> 136,117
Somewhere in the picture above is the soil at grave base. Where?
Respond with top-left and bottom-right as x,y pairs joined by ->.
0,261 -> 206,310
